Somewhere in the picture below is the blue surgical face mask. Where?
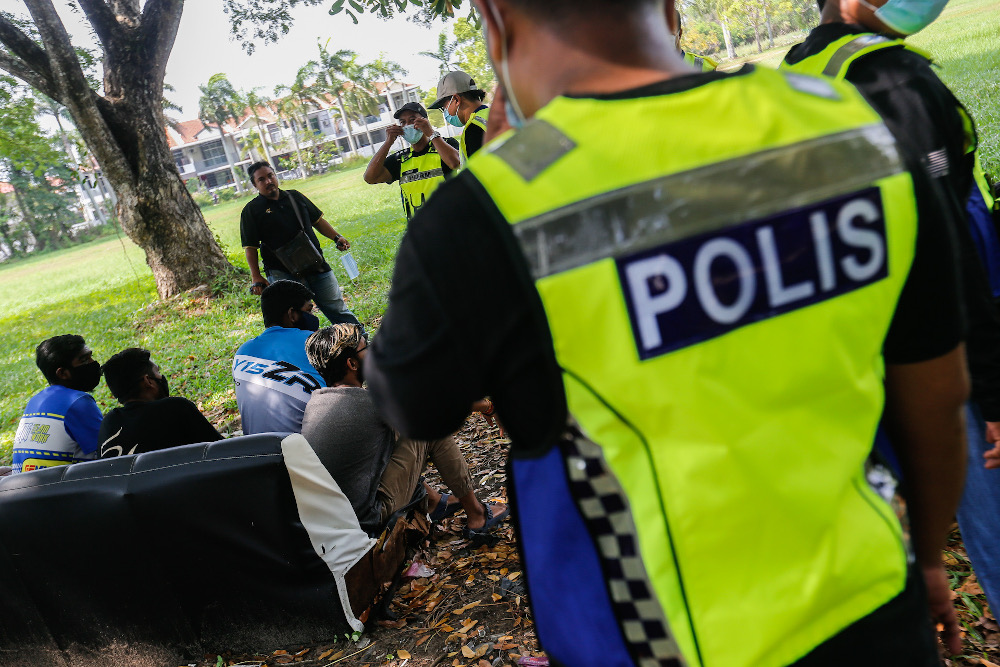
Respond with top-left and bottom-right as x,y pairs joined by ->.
402,124 -> 424,145
857,0 -> 949,35
442,101 -> 464,128
482,2 -> 526,130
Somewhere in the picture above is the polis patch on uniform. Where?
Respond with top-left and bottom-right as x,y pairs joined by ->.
618,188 -> 888,359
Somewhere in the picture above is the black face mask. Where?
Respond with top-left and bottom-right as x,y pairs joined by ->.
66,360 -> 101,393
295,309 -> 321,332
155,374 -> 170,399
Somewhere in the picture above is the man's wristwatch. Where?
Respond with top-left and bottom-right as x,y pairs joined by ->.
428,131 -> 441,141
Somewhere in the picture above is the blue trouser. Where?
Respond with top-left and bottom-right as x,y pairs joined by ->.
957,401 -> 1000,613
266,268 -> 360,327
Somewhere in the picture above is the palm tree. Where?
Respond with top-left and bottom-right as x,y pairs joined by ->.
367,53 -> 409,114
197,73 -> 244,193
340,56 -> 380,151
238,86 -> 274,165
310,40 -> 360,157
419,32 -> 459,75
274,65 -> 322,175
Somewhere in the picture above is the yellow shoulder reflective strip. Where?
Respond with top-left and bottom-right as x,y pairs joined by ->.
507,124 -> 903,278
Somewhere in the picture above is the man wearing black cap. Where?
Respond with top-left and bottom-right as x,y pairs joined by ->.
428,70 -> 490,166
363,102 -> 460,220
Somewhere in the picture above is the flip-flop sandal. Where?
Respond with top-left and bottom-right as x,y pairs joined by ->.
463,502 -> 510,540
429,493 -> 463,522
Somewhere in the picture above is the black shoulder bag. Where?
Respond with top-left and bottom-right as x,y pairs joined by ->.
270,191 -> 326,277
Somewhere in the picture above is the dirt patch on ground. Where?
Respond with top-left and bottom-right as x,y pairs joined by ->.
188,417 -> 545,667
186,416 -> 999,667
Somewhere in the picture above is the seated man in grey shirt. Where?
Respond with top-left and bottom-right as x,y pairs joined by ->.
301,324 -> 507,537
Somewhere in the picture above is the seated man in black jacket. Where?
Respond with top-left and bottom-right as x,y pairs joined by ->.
99,348 -> 222,458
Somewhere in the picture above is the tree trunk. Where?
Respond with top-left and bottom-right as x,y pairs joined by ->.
11,181 -> 57,252
765,11 -> 775,49
358,106 -> 375,153
753,22 -> 762,53
0,0 -> 234,298
722,20 -> 736,59
90,96 -> 232,297
219,128 -> 244,193
287,118 -> 307,176
336,94 -> 358,156
254,118 -> 273,164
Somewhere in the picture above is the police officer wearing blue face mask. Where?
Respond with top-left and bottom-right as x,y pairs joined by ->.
785,0 -> 998,654
367,0 -> 971,664
429,71 -> 491,167
363,102 -> 460,220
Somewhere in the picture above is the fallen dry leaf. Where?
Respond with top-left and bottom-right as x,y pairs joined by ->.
398,649 -> 411,659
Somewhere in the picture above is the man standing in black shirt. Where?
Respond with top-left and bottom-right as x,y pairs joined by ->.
99,348 -> 221,458
241,161 -> 360,326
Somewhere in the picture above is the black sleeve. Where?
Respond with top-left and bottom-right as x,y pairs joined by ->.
366,173 -> 566,451
174,398 -> 223,443
240,205 -> 259,248
384,152 -> 403,183
882,160 -> 965,363
463,124 -> 484,158
442,139 -> 461,178
293,190 -> 323,223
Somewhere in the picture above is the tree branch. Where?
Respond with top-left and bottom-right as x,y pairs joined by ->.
76,0 -> 123,49
23,0 -> 131,184
0,49 -> 59,101
23,0 -> 98,108
108,0 -> 141,23
140,0 -> 183,85
0,13 -> 56,89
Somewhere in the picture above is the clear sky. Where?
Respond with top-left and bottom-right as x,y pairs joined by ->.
0,1 -> 454,119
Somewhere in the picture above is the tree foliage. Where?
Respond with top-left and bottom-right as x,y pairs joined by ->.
223,0 -> 472,52
0,78 -> 82,257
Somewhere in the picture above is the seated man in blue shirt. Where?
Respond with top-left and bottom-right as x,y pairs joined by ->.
13,335 -> 103,473
233,280 -> 326,434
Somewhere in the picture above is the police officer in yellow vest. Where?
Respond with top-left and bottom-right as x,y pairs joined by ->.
785,0 -> 1000,648
367,0 -> 969,665
363,102 -> 460,220
429,71 -> 491,166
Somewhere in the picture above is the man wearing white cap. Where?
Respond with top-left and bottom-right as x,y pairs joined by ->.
429,70 -> 490,166
364,101 -> 460,220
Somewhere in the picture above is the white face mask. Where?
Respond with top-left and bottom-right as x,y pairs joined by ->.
482,0 -> 526,129
856,0 -> 950,35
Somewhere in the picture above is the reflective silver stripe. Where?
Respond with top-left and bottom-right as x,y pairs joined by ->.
511,124 -> 904,279
823,34 -> 894,78
399,168 -> 444,184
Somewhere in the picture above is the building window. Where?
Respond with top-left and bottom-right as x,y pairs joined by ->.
201,140 -> 228,168
172,150 -> 187,170
204,170 -> 234,189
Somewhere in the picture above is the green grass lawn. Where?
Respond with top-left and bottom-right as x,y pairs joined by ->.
0,166 -> 404,460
